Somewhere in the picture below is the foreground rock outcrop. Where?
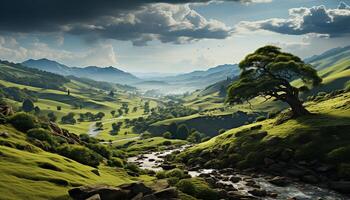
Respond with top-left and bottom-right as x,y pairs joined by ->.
68,182 -> 179,200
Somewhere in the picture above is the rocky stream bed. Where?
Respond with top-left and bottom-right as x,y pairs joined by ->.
128,145 -> 350,200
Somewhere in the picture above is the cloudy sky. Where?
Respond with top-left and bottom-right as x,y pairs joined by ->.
0,0 -> 349,73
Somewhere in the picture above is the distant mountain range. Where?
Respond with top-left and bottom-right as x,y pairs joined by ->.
22,58 -> 140,84
22,58 -> 240,94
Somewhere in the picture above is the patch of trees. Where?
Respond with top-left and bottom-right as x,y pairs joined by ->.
78,112 -> 105,122
0,85 -> 37,102
126,103 -> 197,133
110,122 -> 123,135
0,60 -> 69,90
61,113 -> 76,124
163,122 -> 206,142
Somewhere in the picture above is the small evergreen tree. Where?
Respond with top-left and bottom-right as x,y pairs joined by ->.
22,99 -> 34,112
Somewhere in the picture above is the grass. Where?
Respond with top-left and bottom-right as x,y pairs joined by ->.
0,125 -> 154,200
179,91 -> 350,171
114,137 -> 188,156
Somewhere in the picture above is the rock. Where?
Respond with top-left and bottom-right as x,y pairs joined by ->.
199,173 -> 211,178
119,182 -> 153,197
131,193 -> 143,200
268,163 -> 284,173
229,176 -> 241,183
153,187 -> 178,198
0,132 -> 9,138
160,164 -> 176,170
264,158 -> 275,166
286,169 -> 306,177
280,149 -> 294,161
329,181 -> 350,194
268,176 -> 289,187
68,185 -> 129,200
301,175 -> 318,184
148,159 -> 155,162
86,194 -> 101,200
315,164 -> 333,172
248,189 -> 267,197
267,192 -> 278,198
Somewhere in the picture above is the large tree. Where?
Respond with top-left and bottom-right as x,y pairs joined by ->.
227,46 -> 322,117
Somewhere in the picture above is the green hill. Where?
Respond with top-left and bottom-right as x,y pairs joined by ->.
178,90 -> 350,181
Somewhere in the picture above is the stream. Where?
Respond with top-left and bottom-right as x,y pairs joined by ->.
128,145 -> 349,200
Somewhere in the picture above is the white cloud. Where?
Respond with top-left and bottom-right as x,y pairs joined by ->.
236,2 -> 350,37
0,36 -> 118,67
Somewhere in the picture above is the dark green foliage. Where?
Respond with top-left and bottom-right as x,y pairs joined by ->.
107,157 -> 124,168
162,140 -> 172,146
168,122 -> 178,135
162,131 -> 172,139
327,146 -> 350,163
61,112 -> 76,124
227,45 -> 322,117
176,178 -> 219,200
187,131 -> 203,143
34,106 -> 41,115
9,112 -> 39,132
79,134 -> 99,144
87,143 -> 111,159
47,112 -> 57,122
27,128 -> 57,146
57,145 -> 102,167
175,124 -> 189,140
22,99 -> 34,112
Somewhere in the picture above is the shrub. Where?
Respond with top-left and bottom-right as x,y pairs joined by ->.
165,168 -> 188,179
9,112 -> 39,132
79,134 -> 99,144
22,99 -> 34,112
27,128 -> 57,146
327,146 -> 350,163
57,145 -> 102,167
201,137 -> 210,142
162,140 -> 172,146
163,131 -> 172,139
255,116 -> 266,122
167,177 -> 180,186
107,157 -> 124,168
156,171 -> 167,179
87,143 -> 112,159
338,163 -> 350,179
176,178 -> 219,200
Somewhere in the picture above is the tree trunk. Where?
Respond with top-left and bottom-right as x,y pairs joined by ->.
285,96 -> 310,117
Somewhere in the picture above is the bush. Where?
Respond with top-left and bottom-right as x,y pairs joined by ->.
327,146 -> 350,163
22,99 -> 34,112
176,178 -> 219,200
163,131 -> 172,139
165,168 -> 188,179
167,177 -> 180,186
57,145 -> 102,167
255,116 -> 266,122
162,140 -> 172,146
107,157 -> 124,168
87,143 -> 112,159
27,128 -> 57,146
201,137 -> 210,142
9,112 -> 39,132
156,171 -> 167,179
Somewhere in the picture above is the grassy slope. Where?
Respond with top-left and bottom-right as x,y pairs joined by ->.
0,125 -> 153,200
0,61 -> 160,140
179,91 -> 350,169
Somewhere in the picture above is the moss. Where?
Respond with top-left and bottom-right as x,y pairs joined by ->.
327,146 -> 350,163
176,178 -> 219,200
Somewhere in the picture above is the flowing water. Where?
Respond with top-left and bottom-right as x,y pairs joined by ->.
128,145 -> 349,200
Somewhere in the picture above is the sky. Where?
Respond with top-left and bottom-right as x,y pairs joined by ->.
0,0 -> 349,73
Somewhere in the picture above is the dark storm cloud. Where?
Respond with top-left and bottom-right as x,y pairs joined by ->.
0,0 -> 249,45
237,2 -> 350,38
0,0 -> 270,45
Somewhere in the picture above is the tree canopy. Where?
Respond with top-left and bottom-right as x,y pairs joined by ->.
227,45 -> 322,117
